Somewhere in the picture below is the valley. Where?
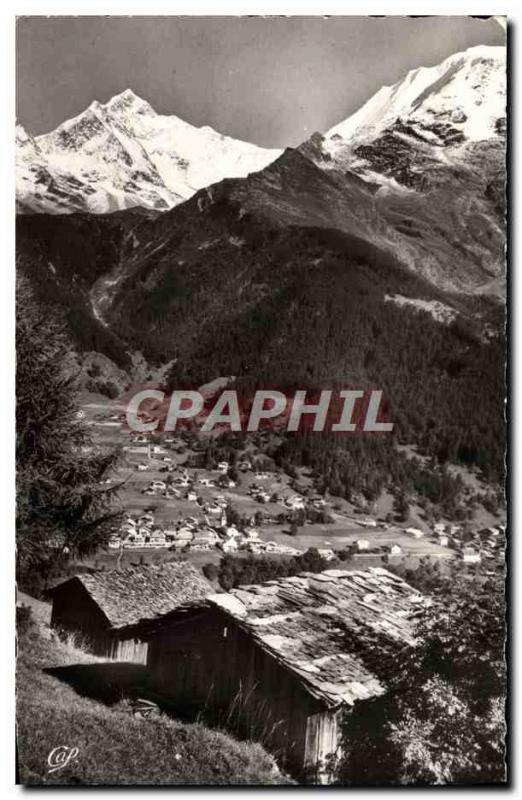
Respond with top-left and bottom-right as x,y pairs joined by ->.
79,391 -> 505,583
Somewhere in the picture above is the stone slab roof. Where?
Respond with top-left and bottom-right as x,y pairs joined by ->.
208,567 -> 425,708
50,562 -> 212,631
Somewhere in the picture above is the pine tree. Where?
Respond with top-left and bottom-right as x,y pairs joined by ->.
16,281 -> 122,592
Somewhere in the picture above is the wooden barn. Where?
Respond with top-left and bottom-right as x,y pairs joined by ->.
47,562 -> 212,663
144,567 -> 424,782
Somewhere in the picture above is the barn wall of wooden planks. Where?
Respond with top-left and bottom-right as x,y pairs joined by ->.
147,607 -> 339,781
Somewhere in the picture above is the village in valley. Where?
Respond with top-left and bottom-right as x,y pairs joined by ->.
23,393 -> 503,784
17,380 -> 506,784
89,395 -> 506,574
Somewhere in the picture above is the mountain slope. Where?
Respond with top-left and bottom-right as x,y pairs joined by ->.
326,45 -> 505,146
16,90 -> 281,214
16,44 -> 507,484
300,45 -> 506,295
16,146 -> 505,481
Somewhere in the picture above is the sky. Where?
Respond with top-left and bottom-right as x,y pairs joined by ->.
16,16 -> 505,148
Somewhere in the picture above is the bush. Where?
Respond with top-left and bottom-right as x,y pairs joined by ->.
202,563 -> 218,582
98,380 -> 120,399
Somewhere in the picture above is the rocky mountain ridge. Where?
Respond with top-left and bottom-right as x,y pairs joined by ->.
16,89 -> 281,214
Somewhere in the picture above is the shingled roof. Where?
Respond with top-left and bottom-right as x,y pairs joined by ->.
207,567 -> 427,708
51,562 -> 212,631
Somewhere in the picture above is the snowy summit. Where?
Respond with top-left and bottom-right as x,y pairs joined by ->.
16,89 -> 281,214
325,45 -> 506,150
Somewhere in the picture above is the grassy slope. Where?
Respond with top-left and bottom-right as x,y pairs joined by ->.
16,608 -> 288,786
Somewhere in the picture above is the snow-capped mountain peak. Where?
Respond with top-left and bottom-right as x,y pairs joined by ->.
16,89 -> 281,214
16,43 -> 506,217
16,124 -> 31,144
326,45 -> 506,148
105,88 -> 156,117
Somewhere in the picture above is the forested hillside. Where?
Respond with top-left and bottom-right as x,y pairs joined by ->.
17,145 -> 505,494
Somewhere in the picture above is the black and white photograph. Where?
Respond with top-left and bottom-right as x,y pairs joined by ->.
13,12 -> 508,787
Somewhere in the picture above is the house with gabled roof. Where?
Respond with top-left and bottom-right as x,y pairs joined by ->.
143,567 -> 425,781
47,563 -> 212,663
